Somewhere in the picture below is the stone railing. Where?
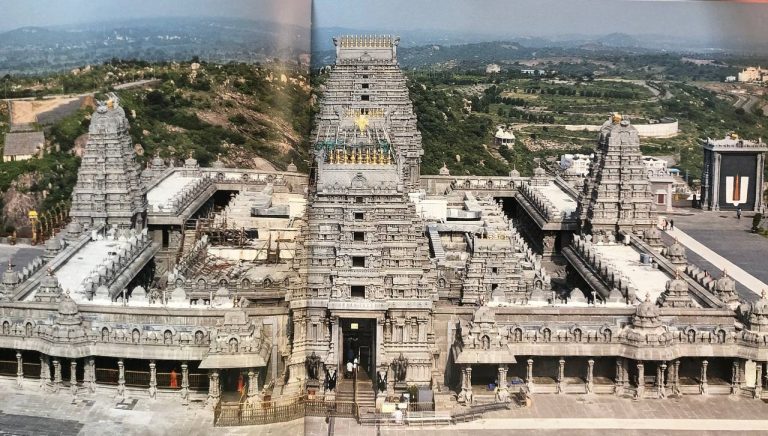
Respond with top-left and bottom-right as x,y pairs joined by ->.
150,177 -> 214,215
450,176 -> 517,193
684,264 -> 717,293
6,256 -> 46,289
571,235 -> 638,300
79,229 -> 152,299
508,221 -> 551,289
517,183 -> 577,222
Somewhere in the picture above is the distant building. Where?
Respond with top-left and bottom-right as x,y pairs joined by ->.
521,69 -> 536,75
494,126 -> 515,148
724,76 -> 737,83
2,131 -> 44,162
485,64 -> 501,74
559,153 -> 592,177
642,156 -> 674,212
737,67 -> 768,83
701,134 -> 767,211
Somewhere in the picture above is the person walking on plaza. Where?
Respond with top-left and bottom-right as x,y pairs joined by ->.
670,219 -> 674,230
737,207 -> 742,220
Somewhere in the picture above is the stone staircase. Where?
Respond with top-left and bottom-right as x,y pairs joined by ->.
180,228 -> 198,257
336,371 -> 376,411
427,225 -> 445,262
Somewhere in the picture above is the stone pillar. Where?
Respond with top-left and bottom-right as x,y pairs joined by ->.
459,365 -> 473,405
672,360 -> 681,396
586,359 -> 594,394
731,359 -> 740,396
496,365 -> 509,402
754,152 -> 765,212
417,319 -> 427,343
621,358 -> 630,390
149,360 -> 157,399
117,359 -> 126,398
635,362 -> 644,400
755,362 -> 763,399
658,363 -> 667,399
247,368 -> 259,403
526,358 -> 534,393
329,316 -> 338,366
556,358 -> 565,394
181,362 -> 190,405
376,317 -> 385,368
40,354 -> 50,390
86,357 -> 96,393
700,359 -> 708,395
52,358 -> 62,393
15,351 -> 23,389
70,360 -> 78,397
614,358 -> 623,396
712,153 -> 721,211
207,369 -> 221,408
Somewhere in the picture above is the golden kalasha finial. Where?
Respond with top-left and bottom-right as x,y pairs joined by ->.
611,112 -> 622,124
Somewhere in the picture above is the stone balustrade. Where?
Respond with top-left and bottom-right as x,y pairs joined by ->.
80,230 -> 152,300
9,257 -> 46,289
571,235 -> 637,300
152,177 -> 214,215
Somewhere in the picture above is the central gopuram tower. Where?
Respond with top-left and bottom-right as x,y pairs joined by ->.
286,35 -> 437,398
577,114 -> 657,239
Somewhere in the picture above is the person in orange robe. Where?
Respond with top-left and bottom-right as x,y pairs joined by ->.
170,369 -> 178,388
237,372 -> 244,394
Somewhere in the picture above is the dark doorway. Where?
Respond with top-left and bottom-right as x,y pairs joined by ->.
341,318 -> 376,379
220,368 -> 247,402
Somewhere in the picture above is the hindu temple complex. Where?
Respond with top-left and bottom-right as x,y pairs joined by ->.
0,35 -> 767,425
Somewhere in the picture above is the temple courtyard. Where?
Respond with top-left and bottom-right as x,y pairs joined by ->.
662,210 -> 768,302
1,380 -> 768,435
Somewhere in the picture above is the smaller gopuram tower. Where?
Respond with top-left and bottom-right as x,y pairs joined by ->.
578,114 -> 656,239
70,94 -> 146,230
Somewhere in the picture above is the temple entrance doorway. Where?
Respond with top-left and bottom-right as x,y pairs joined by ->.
220,368 -> 246,401
340,318 -> 376,381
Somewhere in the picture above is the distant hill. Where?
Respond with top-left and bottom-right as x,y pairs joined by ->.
0,17 -> 310,75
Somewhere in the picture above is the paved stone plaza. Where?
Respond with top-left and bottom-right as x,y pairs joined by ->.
663,210 -> 768,302
0,244 -> 45,274
2,381 -> 768,435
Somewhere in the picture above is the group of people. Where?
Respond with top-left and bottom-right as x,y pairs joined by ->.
345,357 -> 359,378
344,336 -> 360,378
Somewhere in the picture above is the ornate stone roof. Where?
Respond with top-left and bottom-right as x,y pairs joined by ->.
2,260 -> 19,288
55,291 -> 82,326
633,293 -> 662,329
713,270 -> 740,306
35,268 -> 63,303
657,271 -> 694,308
740,290 -> 768,332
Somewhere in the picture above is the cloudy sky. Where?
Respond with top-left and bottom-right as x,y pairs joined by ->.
314,0 -> 768,43
0,0 -> 311,31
